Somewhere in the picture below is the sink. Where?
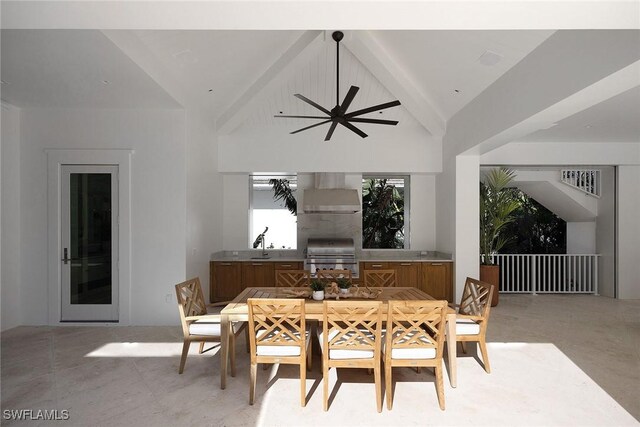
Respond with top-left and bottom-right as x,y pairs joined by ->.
250,256 -> 271,260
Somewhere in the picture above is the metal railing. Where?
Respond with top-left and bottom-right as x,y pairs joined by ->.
487,254 -> 600,295
560,169 -> 601,197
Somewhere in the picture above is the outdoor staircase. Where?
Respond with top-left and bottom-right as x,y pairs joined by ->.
560,169 -> 601,198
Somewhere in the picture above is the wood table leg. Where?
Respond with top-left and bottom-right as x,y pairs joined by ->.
446,312 -> 457,388
220,315 -> 230,390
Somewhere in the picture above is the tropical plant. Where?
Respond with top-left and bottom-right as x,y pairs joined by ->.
336,278 -> 351,289
479,168 -> 521,265
269,178 -> 297,216
362,178 -> 405,249
310,279 -> 325,292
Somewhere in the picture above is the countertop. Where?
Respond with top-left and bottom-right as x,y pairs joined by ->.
211,250 -> 453,263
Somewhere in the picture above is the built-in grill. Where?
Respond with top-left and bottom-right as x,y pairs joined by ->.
305,238 -> 359,278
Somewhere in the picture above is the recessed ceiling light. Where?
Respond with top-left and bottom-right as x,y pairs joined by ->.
102,80 -> 110,85
584,124 -> 593,128
0,80 -> 7,85
454,89 -> 461,93
477,50 -> 503,67
208,89 -> 213,93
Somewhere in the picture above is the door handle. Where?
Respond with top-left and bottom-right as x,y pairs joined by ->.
62,248 -> 70,264
61,248 -> 81,264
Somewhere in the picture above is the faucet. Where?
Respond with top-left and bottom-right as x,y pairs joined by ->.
252,227 -> 269,256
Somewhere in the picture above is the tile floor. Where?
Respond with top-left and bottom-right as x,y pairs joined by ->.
1,294 -> 638,426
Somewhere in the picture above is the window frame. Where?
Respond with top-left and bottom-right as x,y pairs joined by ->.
361,174 -> 410,250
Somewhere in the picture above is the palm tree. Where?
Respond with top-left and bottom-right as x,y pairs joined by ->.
480,168 -> 521,265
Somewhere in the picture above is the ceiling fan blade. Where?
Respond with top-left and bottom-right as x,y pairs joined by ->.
274,115 -> 330,119
294,94 -> 332,115
340,86 -> 360,113
348,118 -> 399,126
290,119 -> 332,135
345,100 -> 401,118
341,121 -> 368,138
324,121 -> 338,141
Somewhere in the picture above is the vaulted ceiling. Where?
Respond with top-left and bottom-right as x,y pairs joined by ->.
1,26 -> 639,144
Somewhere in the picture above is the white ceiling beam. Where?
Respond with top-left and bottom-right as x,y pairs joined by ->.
216,30 -> 324,135
3,1 -> 639,30
347,31 -> 445,137
445,30 -> 640,156
102,30 -> 194,109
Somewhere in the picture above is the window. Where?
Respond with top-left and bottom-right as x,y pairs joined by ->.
250,174 -> 297,250
362,176 -> 409,249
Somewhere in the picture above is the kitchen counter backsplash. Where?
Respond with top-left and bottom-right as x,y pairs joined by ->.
211,250 -> 452,262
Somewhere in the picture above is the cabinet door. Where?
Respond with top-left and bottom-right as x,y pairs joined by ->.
362,262 -> 390,270
210,262 -> 243,302
242,262 -> 276,287
273,262 -> 303,271
421,263 -> 453,301
391,262 -> 421,287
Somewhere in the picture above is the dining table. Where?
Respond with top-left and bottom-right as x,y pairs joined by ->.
219,286 -> 457,390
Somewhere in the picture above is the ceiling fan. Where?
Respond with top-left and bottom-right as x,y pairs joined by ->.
274,31 -> 401,141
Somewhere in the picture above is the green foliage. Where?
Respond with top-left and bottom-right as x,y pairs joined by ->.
500,189 -> 566,254
336,278 -> 351,289
269,178 -> 297,216
479,168 -> 521,264
362,178 -> 405,249
310,279 -> 325,291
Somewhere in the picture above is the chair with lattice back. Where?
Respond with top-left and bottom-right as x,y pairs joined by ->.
384,300 -> 448,410
275,270 -> 311,288
320,300 -> 384,412
175,277 -> 246,375
247,298 -> 312,407
451,277 -> 495,373
363,269 -> 397,287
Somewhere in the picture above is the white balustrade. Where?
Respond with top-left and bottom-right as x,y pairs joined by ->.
486,254 -> 599,294
561,169 -> 601,197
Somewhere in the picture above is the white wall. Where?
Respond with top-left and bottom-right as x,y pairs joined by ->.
20,108 -> 187,325
185,111 -> 222,303
222,172 -> 437,252
1,103 -> 22,330
567,222 -> 596,254
218,125 -> 441,174
617,166 -> 640,299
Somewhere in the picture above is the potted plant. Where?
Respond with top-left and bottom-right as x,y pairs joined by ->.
336,278 -> 351,294
310,279 -> 325,301
480,167 -> 521,306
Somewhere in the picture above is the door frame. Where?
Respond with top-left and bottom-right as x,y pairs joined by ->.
47,149 -> 133,325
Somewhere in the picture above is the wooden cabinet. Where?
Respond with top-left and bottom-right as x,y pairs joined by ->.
273,262 -> 303,271
421,262 -> 453,302
389,262 -> 421,287
210,261 -> 243,302
242,262 -> 275,287
361,262 -> 389,270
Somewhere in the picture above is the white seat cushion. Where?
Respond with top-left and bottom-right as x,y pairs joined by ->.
319,329 -> 376,360
189,320 -> 222,336
255,326 -> 309,357
383,330 -> 437,360
188,320 -> 242,337
456,318 -> 481,335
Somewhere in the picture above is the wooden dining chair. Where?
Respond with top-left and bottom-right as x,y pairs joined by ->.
450,277 -> 495,373
275,270 -> 311,288
247,298 -> 312,407
320,300 -> 384,412
363,269 -> 397,287
384,300 -> 448,410
175,277 -> 246,375
316,269 -> 352,284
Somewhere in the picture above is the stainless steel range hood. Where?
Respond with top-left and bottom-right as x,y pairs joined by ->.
302,173 -> 361,214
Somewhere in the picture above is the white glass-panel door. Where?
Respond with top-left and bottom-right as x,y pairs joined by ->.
61,165 -> 119,321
